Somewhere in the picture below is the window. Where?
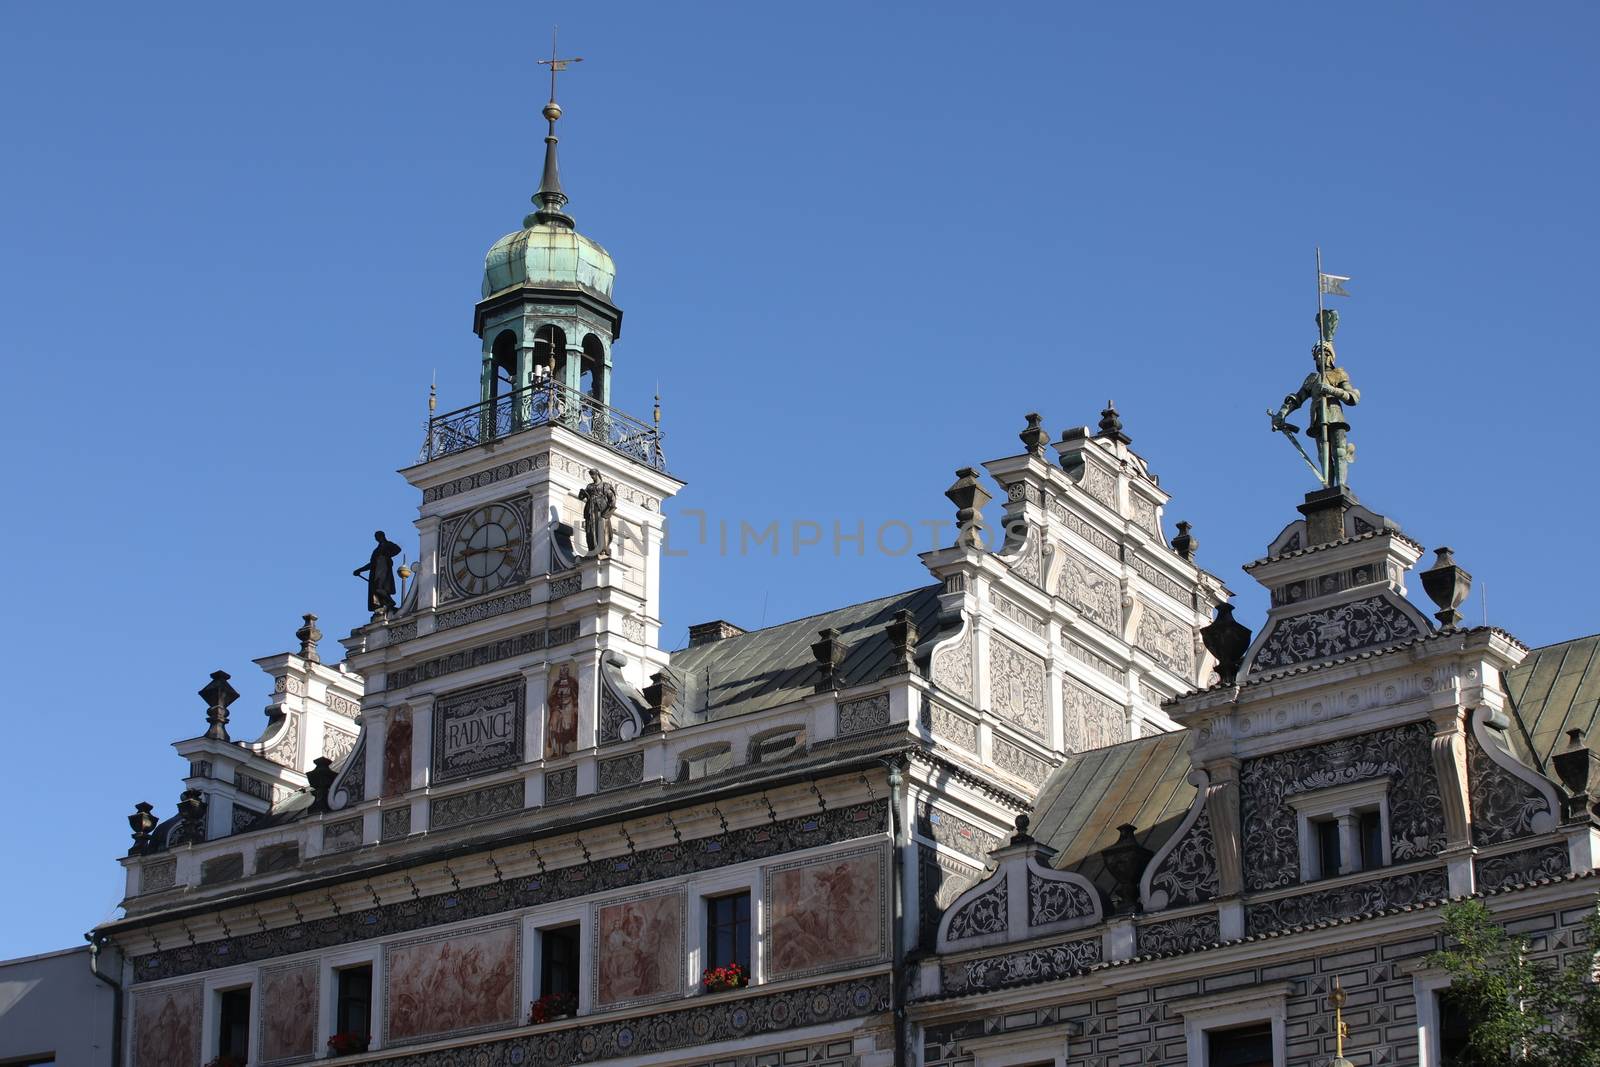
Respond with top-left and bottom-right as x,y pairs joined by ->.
1315,818 -> 1342,878
335,964 -> 372,1039
705,892 -> 752,974
1208,1022 -> 1273,1067
1359,809 -> 1384,870
678,744 -> 733,782
540,924 -> 581,998
1177,981 -> 1288,1067
217,986 -> 251,1059
1437,988 -> 1481,1066
1289,781 -> 1391,882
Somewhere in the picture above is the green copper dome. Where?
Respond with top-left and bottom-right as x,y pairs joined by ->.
481,223 -> 616,299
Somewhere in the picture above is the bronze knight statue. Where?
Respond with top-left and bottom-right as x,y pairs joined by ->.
1272,309 -> 1360,489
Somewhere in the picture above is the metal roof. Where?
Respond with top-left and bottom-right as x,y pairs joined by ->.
1030,729 -> 1194,897
667,585 -> 944,724
1505,631 -> 1600,768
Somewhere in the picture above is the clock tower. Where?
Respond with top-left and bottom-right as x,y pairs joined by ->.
337,82 -> 683,842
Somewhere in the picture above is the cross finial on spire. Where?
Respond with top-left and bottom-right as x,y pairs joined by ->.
528,27 -> 583,229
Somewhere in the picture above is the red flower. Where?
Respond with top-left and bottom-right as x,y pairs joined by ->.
326,1032 -> 370,1055
528,992 -> 578,1024
700,962 -> 750,992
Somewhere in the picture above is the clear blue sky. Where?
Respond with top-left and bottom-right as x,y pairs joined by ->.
1,3 -> 1595,959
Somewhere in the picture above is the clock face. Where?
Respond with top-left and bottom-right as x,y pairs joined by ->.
446,502 -> 527,597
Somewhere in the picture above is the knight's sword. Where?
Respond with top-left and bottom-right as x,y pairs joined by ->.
1268,411 -> 1327,484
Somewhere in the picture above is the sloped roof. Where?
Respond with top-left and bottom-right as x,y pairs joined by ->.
1030,729 -> 1194,897
1505,631 -> 1600,767
667,585 -> 944,724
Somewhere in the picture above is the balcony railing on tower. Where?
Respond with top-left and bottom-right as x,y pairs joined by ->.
420,379 -> 666,471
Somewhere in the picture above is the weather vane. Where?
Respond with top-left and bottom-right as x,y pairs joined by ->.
1269,247 -> 1361,489
537,26 -> 583,111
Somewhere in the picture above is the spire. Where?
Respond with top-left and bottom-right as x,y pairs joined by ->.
527,30 -> 582,229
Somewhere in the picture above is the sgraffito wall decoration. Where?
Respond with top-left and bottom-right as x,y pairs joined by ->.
384,922 -> 520,1046
594,890 -> 684,1009
766,846 -> 889,980
1239,721 -> 1446,892
987,634 -> 1048,739
132,982 -> 202,1067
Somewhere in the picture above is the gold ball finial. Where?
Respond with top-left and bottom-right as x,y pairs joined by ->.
543,101 -> 562,123
1330,984 -> 1346,1009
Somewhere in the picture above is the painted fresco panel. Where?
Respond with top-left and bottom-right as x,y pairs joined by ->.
132,982 -> 201,1067
594,891 -> 684,1007
259,961 -> 318,1063
383,708 -> 412,797
384,922 -> 520,1045
545,661 -> 580,759
767,847 -> 887,979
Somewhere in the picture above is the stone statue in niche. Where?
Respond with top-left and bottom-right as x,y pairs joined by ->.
354,530 -> 403,613
579,469 -> 617,558
545,662 -> 580,759
383,709 -> 412,798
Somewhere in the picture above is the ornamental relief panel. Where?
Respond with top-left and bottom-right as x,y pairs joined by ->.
941,936 -> 1101,996
1128,493 -> 1159,536
1026,868 -> 1097,926
260,712 -> 301,769
1078,462 -> 1117,508
1146,802 -> 1219,909
1062,676 -> 1126,753
1239,722 -> 1447,892
994,593 -> 1046,637
1244,867 -> 1448,935
944,874 -> 1007,942
1250,594 -> 1422,673
1198,666 -> 1462,744
1474,842 -> 1569,891
1056,548 -> 1121,633
1467,725 -> 1556,846
931,626 -> 974,701
988,634 -> 1047,738
323,725 -> 357,766
1137,912 -> 1220,956
1009,526 -> 1043,586
1134,599 -> 1194,677
993,738 -> 1050,786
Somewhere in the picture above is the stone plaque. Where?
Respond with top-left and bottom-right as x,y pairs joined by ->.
432,677 -> 525,783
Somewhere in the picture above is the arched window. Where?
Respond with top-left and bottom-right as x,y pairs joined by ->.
534,324 -> 568,384
490,330 -> 517,399
581,334 -> 607,403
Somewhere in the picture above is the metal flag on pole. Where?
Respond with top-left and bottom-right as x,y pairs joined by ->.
1319,272 -> 1352,297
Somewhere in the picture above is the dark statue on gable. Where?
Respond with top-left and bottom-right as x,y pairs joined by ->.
1272,308 -> 1361,489
354,530 -> 403,613
579,469 -> 617,558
